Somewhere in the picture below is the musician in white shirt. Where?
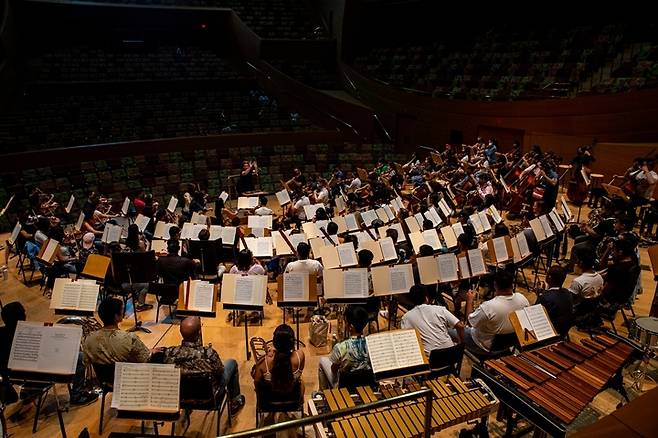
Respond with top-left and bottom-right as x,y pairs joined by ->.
292,194 -> 310,221
284,242 -> 323,278
401,285 -> 464,355
254,195 -> 273,216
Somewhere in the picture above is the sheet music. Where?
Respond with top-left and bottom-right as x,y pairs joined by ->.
440,225 -> 458,248
383,205 -> 395,221
380,237 -> 397,261
521,304 -> 556,341
79,281 -> 100,311
549,210 -> 565,232
416,255 -> 439,285
248,215 -> 273,229
488,205 -> 502,224
221,226 -> 236,245
458,256 -> 471,279
516,232 -> 531,258
437,253 -> 458,282
75,212 -> 84,232
366,330 -> 425,375
452,222 -> 464,237
375,208 -> 389,224
335,196 -> 347,213
469,213 -> 484,234
492,237 -> 509,263
560,197 -> 572,221
361,210 -> 378,227
237,197 -> 258,209
103,224 -> 122,243
65,195 -> 75,214
42,239 -> 59,263
414,213 -> 426,229
283,272 -> 309,301
379,223 -> 406,243
337,243 -> 357,267
385,264 -> 413,294
276,190 -> 291,206
190,212 -> 207,225
478,211 -> 491,231
390,197 -> 402,213
167,196 -> 178,213
428,207 -> 442,227
51,278 -> 99,311
234,276 -> 255,304
255,237 -> 273,258
188,281 -> 214,312
438,198 -> 452,217
467,249 -> 487,276
344,214 -> 359,231
8,321 -> 81,375
290,233 -> 307,248
219,191 -> 229,203
529,218 -> 547,241
135,214 -> 150,233
112,363 -> 180,412
343,269 -> 369,298
405,216 -> 421,233
539,215 -> 554,238
9,222 -> 21,245
422,229 -> 442,250
303,204 -> 323,220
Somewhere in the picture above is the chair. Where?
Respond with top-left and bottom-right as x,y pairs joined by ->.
148,282 -> 179,322
179,371 -> 230,436
91,363 -> 115,435
338,368 -> 376,392
255,379 -> 304,434
464,332 -> 518,364
428,343 -> 465,378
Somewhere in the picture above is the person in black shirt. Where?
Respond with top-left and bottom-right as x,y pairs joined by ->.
236,160 -> 257,195
536,266 -> 574,337
156,240 -> 197,285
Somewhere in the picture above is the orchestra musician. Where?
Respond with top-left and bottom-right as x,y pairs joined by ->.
237,160 -> 258,195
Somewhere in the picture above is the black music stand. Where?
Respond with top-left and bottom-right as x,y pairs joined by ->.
111,251 -> 157,333
188,240 -> 223,281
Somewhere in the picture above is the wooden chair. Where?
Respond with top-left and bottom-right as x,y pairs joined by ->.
255,379 -> 304,434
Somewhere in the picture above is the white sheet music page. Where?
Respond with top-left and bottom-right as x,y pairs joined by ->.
253,227 -> 266,238
467,249 -> 487,276
121,197 -> 130,216
438,198 -> 452,218
135,214 -> 150,233
414,212 -> 426,229
440,225 -> 458,248
42,239 -> 59,263
75,212 -> 84,232
189,281 -> 214,312
488,205 -> 502,224
405,216 -> 421,234
549,210 -> 565,232
492,237 -> 509,263
516,232 -> 531,258
345,213 -> 359,231
51,278 -> 81,309
524,304 -> 556,341
478,211 -> 491,232
335,196 -> 347,213
337,243 -> 357,267
383,205 -> 395,221
78,281 -> 100,311
458,256 -> 471,279
276,190 -> 291,206
167,196 -> 178,213
149,364 -> 180,412
234,276 -> 255,305
9,222 -> 21,245
66,195 -> 75,214
283,272 -> 308,301
422,229 -> 442,250
379,237 -> 397,261
366,332 -> 397,374
8,321 -> 81,375
376,208 -> 389,224
191,212 -> 207,225
221,226 -> 236,245
112,363 -> 180,412
469,213 -> 484,234
388,265 -> 412,294
428,207 -> 443,227
302,222 -> 320,238
154,222 -> 174,240
219,191 -> 229,203
437,253 -> 459,282
254,237 -> 273,258
361,210 -> 378,227
529,218 -> 547,241
539,215 -> 554,238
343,269 -> 369,298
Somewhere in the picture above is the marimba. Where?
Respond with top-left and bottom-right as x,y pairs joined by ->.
472,333 -> 641,437
308,376 -> 498,438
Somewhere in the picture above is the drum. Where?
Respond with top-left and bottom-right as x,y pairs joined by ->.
630,316 -> 658,348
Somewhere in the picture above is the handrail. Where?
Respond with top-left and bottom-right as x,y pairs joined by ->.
246,61 -> 364,141
219,387 -> 433,438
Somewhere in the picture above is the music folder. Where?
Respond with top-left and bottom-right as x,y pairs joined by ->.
177,280 -> 218,317
37,238 -> 60,265
276,273 -> 318,307
240,237 -> 274,258
153,221 -> 175,240
509,304 -> 558,347
248,215 -> 273,230
318,243 -> 357,269
167,196 -> 178,213
237,197 -> 259,210
371,264 -> 414,296
511,233 -> 532,263
366,329 -> 429,380
112,363 -> 180,413
8,321 -> 82,379
276,189 -> 291,206
50,278 -> 99,314
416,253 -> 459,284
221,274 -> 267,310
135,214 -> 151,233
121,197 -> 130,216
487,236 -> 514,264
378,223 -> 407,243
65,195 -> 75,214
323,268 -> 370,303
9,222 -> 21,245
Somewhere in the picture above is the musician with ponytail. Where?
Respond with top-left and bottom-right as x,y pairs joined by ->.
252,324 -> 305,398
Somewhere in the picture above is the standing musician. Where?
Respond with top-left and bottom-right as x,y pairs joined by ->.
237,160 -> 258,195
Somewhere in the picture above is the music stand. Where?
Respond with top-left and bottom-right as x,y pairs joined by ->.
188,240 -> 222,281
111,251 -> 157,333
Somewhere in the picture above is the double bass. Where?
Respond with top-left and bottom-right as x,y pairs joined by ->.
566,145 -> 595,205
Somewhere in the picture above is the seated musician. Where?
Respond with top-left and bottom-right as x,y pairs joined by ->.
254,195 -> 273,216
386,227 -> 412,262
284,242 -> 323,281
599,238 -> 641,308
0,301 -> 97,405
81,211 -> 103,238
484,139 -> 497,165
401,285 -> 464,356
631,159 -> 658,207
230,248 -> 266,276
156,240 -> 197,286
76,232 -> 98,272
162,316 -> 245,413
84,298 -> 161,365
346,171 -> 362,192
569,252 -> 604,326
326,221 -> 342,243
252,324 -> 305,402
315,179 -> 330,209
459,270 -> 529,356
42,225 -> 79,294
291,191 -> 310,224
318,306 -> 371,389
125,224 -> 147,252
564,200 -> 617,271
535,266 -> 574,337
